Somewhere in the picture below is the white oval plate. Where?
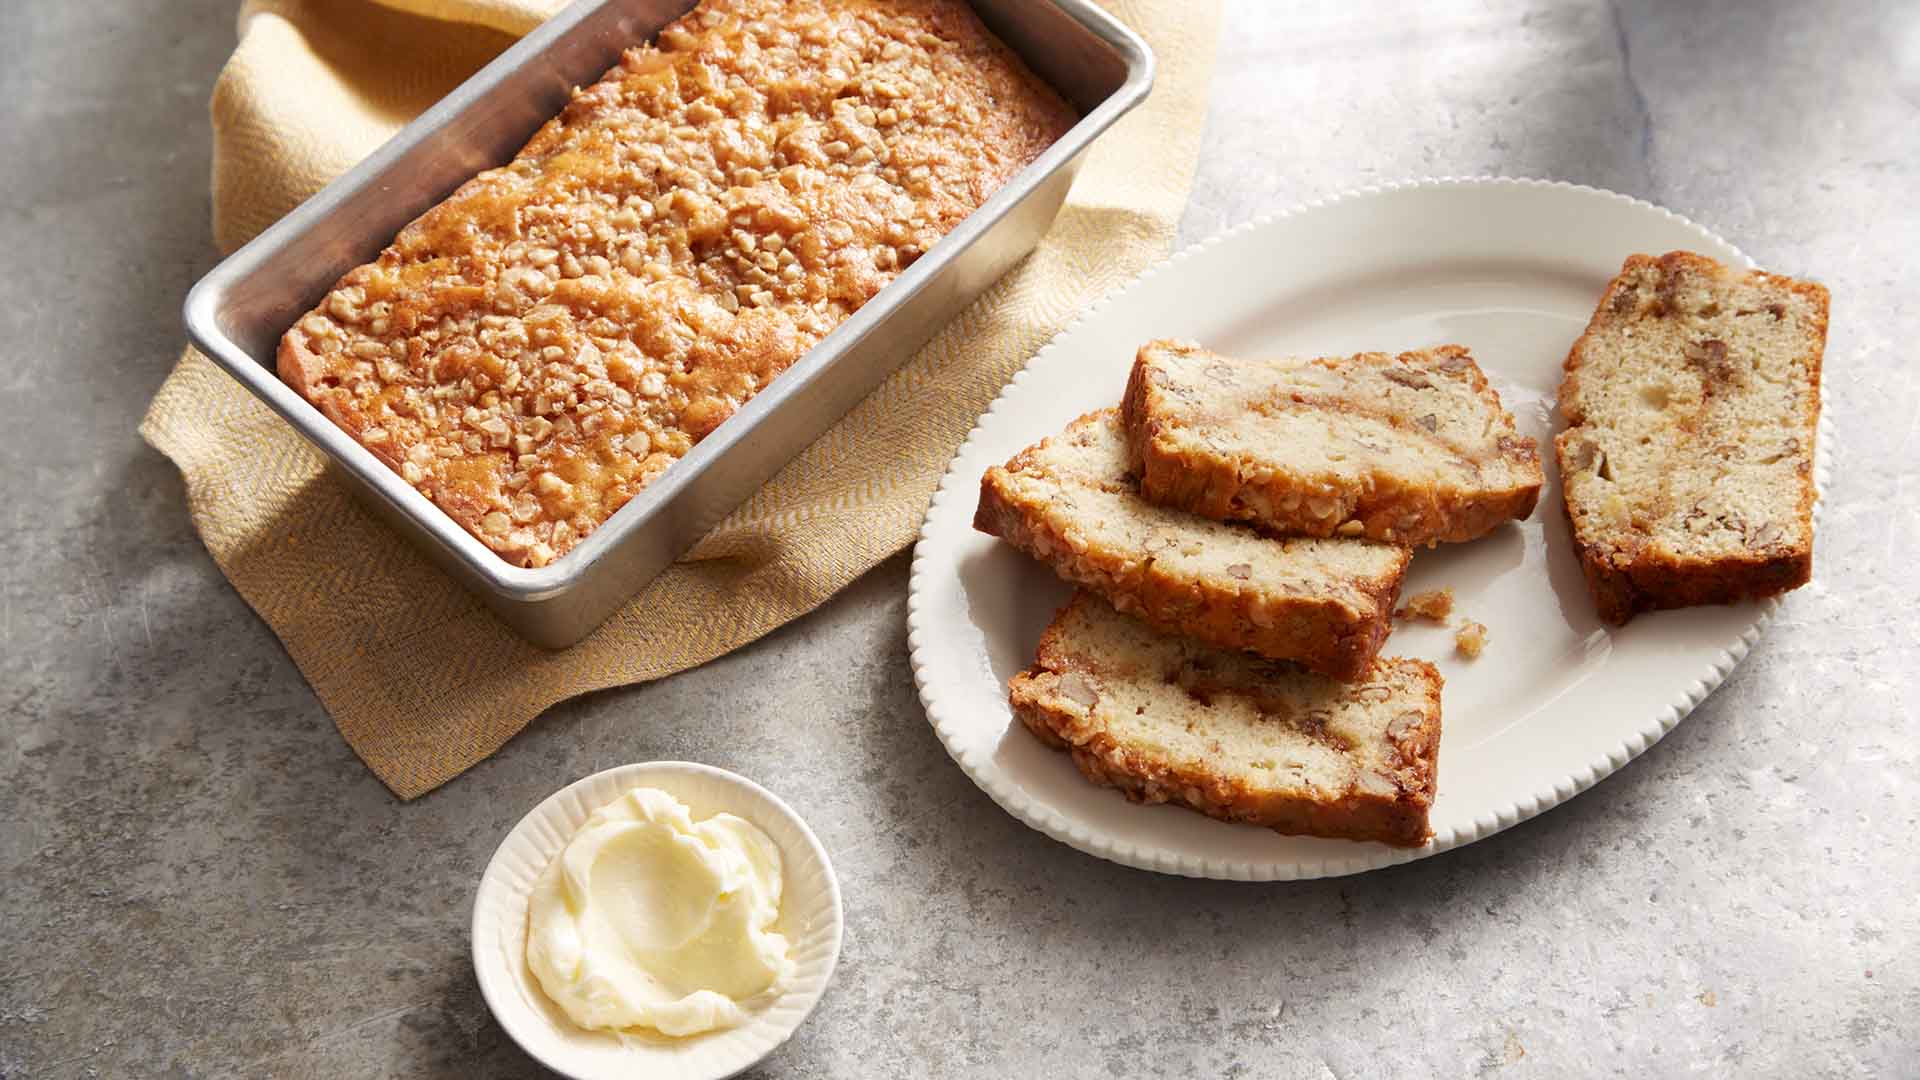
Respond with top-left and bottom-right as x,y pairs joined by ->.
473,761 -> 843,1079
909,177 -> 1828,880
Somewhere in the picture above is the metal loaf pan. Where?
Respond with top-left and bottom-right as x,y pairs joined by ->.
183,0 -> 1153,647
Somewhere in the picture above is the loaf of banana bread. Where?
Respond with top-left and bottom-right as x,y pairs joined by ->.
280,0 -> 1076,566
1556,251 -> 1827,623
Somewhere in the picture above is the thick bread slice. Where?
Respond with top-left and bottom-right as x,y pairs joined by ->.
1556,251 -> 1826,624
1121,340 -> 1543,546
975,411 -> 1410,681
1011,592 -> 1442,847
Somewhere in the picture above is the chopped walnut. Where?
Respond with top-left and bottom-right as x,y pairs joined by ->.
1057,672 -> 1100,708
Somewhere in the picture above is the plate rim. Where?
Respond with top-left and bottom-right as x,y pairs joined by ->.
906,175 -> 1831,881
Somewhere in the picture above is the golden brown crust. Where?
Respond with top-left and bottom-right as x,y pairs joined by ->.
1557,251 -> 1826,624
278,0 -> 1076,566
1558,520 -> 1815,625
1020,711 -> 1438,847
280,331 -> 535,564
1009,594 -> 1442,847
1122,342 -> 1542,546
1053,738 -> 1437,848
974,413 -> 1409,681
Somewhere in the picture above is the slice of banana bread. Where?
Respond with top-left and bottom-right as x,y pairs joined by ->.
975,411 -> 1410,680
1556,251 -> 1827,624
1011,592 -> 1443,847
1121,341 -> 1543,546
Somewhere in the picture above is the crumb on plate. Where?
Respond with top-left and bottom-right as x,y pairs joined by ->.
1454,620 -> 1488,658
1396,587 -> 1454,622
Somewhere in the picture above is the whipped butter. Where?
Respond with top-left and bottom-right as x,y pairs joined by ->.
526,787 -> 792,1037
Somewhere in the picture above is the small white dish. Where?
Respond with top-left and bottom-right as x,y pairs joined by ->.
473,761 -> 843,1080
908,177 -> 1831,880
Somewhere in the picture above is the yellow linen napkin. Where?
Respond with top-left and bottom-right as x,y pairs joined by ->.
143,0 -> 1222,798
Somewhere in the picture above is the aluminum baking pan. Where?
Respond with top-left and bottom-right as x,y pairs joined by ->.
183,0 -> 1154,647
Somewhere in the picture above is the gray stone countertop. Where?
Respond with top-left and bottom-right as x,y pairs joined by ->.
4,1 -> 1916,1075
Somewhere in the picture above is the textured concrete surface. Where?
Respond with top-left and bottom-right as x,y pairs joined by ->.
3,0 -> 1917,1076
